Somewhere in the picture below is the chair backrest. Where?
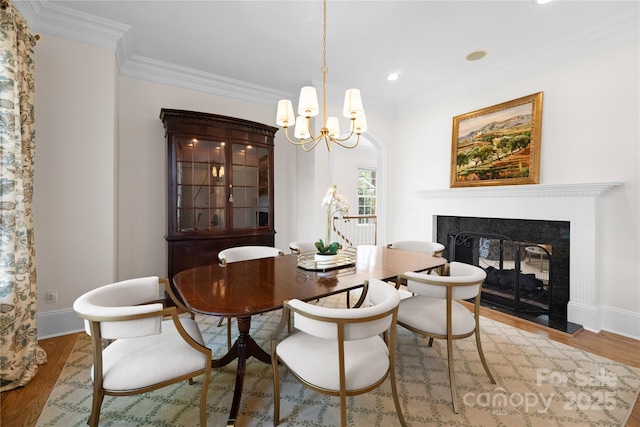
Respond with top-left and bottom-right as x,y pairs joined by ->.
388,240 -> 445,256
72,276 -> 164,340
73,276 -> 212,427
286,279 -> 400,341
289,240 -> 317,254
403,261 -> 486,300
218,246 -> 284,265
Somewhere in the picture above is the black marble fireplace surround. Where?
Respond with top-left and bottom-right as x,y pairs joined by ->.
436,215 -> 579,333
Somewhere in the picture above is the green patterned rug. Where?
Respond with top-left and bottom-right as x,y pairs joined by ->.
37,294 -> 640,426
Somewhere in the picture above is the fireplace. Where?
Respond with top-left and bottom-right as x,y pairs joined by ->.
416,182 -> 621,333
436,215 -> 575,332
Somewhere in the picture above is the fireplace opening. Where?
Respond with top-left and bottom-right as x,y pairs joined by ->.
449,232 -> 550,314
437,216 -> 580,334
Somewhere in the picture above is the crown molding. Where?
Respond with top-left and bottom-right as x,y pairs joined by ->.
119,55 -> 291,106
14,0 -> 291,106
399,7 -> 639,115
14,1 -> 639,114
14,0 -> 128,50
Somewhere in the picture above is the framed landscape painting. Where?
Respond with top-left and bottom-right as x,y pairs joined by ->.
450,92 -> 543,188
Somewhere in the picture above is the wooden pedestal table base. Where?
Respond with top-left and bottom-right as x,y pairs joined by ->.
211,316 -> 271,427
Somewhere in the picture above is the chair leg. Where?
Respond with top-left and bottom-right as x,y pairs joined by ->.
199,372 -> 210,427
88,389 -> 104,427
475,330 -> 496,384
340,392 -> 347,427
428,337 -> 434,347
389,363 -> 408,427
272,360 -> 281,425
446,337 -> 459,413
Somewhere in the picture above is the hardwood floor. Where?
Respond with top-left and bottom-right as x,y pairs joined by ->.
2,309 -> 639,427
1,332 -> 79,427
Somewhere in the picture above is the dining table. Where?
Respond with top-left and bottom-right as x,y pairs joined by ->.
172,245 -> 447,426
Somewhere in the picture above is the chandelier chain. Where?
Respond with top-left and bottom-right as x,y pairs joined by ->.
322,0 -> 327,73
321,0 -> 328,128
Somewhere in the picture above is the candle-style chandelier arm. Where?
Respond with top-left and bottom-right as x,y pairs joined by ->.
332,131 -> 361,149
279,114 -> 364,151
280,124 -> 324,151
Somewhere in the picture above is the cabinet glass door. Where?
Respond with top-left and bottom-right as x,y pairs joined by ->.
231,143 -> 270,229
175,137 -> 226,231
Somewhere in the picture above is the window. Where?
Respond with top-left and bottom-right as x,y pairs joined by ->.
357,167 -> 376,216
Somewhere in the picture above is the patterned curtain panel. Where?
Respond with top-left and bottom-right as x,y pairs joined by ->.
0,0 -> 46,391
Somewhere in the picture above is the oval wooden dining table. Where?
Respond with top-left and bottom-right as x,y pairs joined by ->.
172,245 -> 447,426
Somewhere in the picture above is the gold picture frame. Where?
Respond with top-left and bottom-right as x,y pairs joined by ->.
450,92 -> 543,188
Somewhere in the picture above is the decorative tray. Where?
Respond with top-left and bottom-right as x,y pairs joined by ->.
296,247 -> 357,272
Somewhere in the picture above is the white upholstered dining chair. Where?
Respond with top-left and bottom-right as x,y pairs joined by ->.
288,240 -> 317,254
387,239 -> 448,291
72,276 -> 212,427
395,261 -> 496,413
217,245 -> 285,348
218,245 -> 284,265
387,239 -> 446,257
271,279 -> 407,427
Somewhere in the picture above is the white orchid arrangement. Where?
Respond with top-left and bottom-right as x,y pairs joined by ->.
316,185 -> 349,255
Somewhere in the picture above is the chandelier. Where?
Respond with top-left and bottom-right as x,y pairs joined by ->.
275,0 -> 367,152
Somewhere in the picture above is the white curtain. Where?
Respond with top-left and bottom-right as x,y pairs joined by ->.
0,0 -> 46,391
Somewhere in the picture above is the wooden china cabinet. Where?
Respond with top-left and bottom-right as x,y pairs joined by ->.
160,109 -> 277,279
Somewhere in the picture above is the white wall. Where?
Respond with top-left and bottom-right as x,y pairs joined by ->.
33,35 -> 299,336
115,77 -> 298,279
32,34 -> 639,339
390,39 -> 640,337
33,35 -> 118,336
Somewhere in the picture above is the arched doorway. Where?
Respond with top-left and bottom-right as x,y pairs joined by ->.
328,133 -> 387,246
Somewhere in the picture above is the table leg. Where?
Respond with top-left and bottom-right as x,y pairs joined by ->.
211,315 -> 271,426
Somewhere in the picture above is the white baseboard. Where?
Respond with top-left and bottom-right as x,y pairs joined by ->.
38,308 -> 84,339
600,305 -> 640,340
568,301 -> 640,340
568,301 -> 601,333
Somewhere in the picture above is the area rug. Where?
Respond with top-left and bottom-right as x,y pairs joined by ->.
37,294 -> 640,426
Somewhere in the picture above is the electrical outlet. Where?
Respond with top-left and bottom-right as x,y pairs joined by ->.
45,290 -> 57,303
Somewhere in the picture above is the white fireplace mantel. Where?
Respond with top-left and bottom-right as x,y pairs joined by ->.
416,182 -> 622,200
416,181 -> 623,332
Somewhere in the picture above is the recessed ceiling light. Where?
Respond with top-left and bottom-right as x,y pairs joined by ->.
386,73 -> 399,81
536,0 -> 553,4
466,50 -> 488,61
